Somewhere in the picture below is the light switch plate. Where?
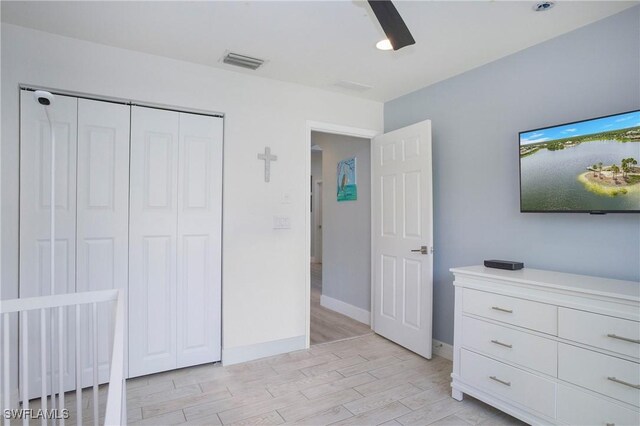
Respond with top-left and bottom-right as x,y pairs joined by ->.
273,216 -> 291,229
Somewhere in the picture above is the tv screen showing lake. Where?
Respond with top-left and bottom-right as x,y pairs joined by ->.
520,111 -> 640,212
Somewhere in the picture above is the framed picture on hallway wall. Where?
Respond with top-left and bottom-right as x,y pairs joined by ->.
337,157 -> 357,201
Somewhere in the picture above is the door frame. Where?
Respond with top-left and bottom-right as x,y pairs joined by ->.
312,180 -> 323,263
304,121 -> 379,348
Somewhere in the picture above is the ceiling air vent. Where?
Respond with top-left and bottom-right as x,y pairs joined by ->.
222,52 -> 265,70
333,80 -> 373,92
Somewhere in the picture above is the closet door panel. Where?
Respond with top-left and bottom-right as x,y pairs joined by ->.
129,107 -> 179,377
176,113 -> 223,367
19,90 -> 78,397
76,99 -> 130,385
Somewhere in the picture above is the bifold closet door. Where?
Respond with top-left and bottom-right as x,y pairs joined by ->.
176,112 -> 223,368
129,107 -> 180,377
76,99 -> 130,385
129,106 -> 223,377
19,91 -> 78,397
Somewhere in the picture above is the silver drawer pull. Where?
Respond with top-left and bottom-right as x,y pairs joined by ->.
607,334 -> 640,344
491,306 -> 513,313
489,376 -> 511,386
607,376 -> 640,390
490,339 -> 513,348
605,423 -> 615,426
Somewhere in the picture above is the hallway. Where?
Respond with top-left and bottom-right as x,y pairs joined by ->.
310,263 -> 372,345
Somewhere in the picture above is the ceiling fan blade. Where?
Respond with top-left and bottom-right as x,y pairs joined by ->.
367,0 -> 415,51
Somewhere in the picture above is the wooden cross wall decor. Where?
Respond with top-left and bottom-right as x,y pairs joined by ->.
258,146 -> 278,183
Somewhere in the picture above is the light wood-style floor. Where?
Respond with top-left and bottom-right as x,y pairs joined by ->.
310,263 -> 372,345
49,334 -> 524,425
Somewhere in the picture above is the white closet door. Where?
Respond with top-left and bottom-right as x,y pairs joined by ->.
128,106 -> 179,377
76,99 -> 130,385
176,113 -> 223,367
19,90 -> 77,397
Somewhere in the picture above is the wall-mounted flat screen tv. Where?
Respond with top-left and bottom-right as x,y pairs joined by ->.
520,110 -> 640,213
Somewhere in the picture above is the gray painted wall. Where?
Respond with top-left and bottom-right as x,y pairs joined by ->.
310,150 -> 323,259
385,7 -> 640,345
312,132 -> 371,311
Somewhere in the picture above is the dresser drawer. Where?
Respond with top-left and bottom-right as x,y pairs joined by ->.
462,316 -> 557,376
557,385 -> 640,426
460,349 -> 556,418
558,343 -> 640,407
462,288 -> 557,335
559,308 -> 640,359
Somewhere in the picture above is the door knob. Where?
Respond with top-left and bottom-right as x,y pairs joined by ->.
411,246 -> 428,255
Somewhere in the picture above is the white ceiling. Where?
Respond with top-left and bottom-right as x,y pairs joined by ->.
2,1 -> 637,102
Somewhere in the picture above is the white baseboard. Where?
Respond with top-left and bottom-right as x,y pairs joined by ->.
320,295 -> 370,325
222,335 -> 306,366
432,338 -> 453,361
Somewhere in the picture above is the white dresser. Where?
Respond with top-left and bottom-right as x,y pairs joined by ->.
450,266 -> 640,426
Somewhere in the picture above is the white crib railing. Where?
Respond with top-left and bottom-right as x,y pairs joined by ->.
1,289 -> 126,426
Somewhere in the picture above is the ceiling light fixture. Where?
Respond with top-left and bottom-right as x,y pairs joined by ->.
533,2 -> 555,12
376,39 -> 393,51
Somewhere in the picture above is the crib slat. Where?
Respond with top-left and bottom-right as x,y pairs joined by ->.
40,309 -> 47,426
3,313 -> 10,426
75,305 -> 82,426
92,303 -> 98,426
50,310 -> 56,419
20,311 -> 29,426
58,306 -> 64,426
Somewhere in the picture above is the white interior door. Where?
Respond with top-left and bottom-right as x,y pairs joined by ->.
128,106 -> 179,377
176,112 -> 223,367
19,90 -> 78,397
76,99 -> 130,385
372,120 -> 433,358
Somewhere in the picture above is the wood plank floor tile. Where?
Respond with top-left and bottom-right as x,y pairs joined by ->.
333,401 -> 411,426
266,371 -> 343,397
115,334 -> 524,426
301,372 -> 376,399
276,389 -> 362,422
428,414 -> 473,426
217,392 -> 307,424
142,388 -> 232,419
399,384 -> 450,411
231,410 -> 285,425
336,355 -> 401,377
288,405 -> 353,425
379,420 -> 404,426
409,370 -> 452,391
183,389 -> 274,423
272,353 -> 339,374
300,355 -> 368,377
396,397 -> 463,426
127,378 -> 176,399
452,397 -> 502,426
128,383 -> 203,410
369,358 -> 435,379
182,413 -> 222,425
227,370 -> 307,396
478,411 -> 527,426
130,409 -> 186,425
342,383 -> 421,416
353,369 -> 422,396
